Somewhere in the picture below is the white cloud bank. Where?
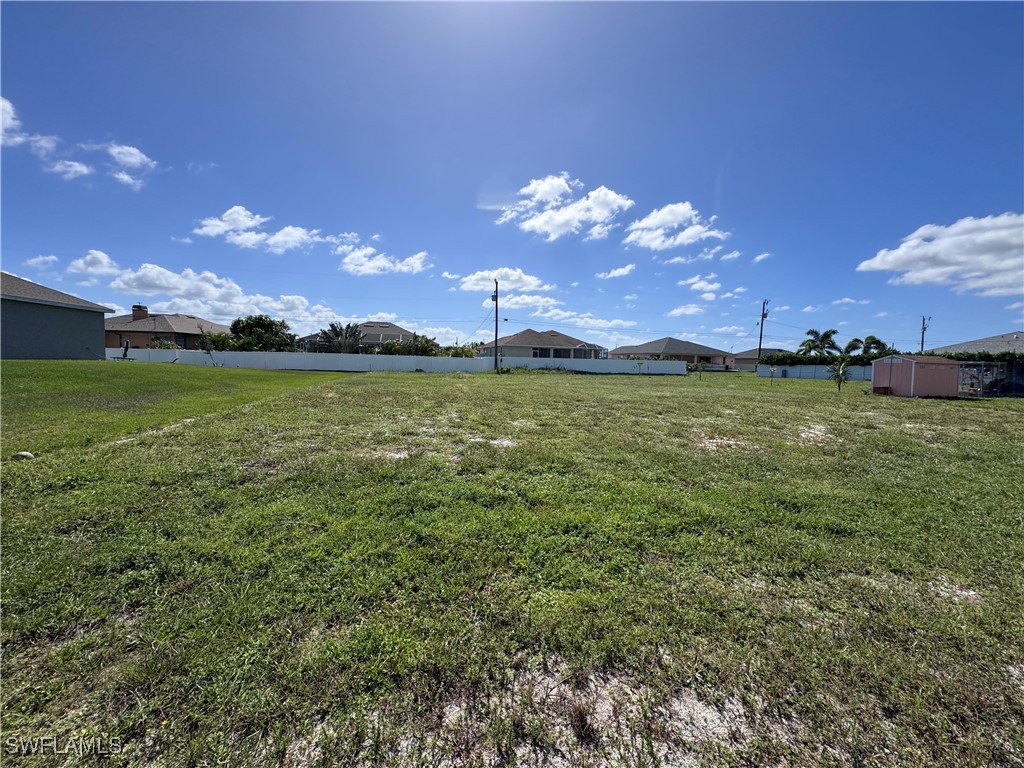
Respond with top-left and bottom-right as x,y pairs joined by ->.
667,304 -> 705,317
338,246 -> 431,276
67,250 -> 122,276
857,213 -> 1024,297
459,267 -> 554,292
623,202 -> 729,252
497,172 -> 634,242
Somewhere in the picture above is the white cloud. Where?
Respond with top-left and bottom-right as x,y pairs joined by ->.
596,263 -> 635,280
663,246 -> 722,265
107,144 -> 157,170
679,273 -> 721,292
459,267 -> 554,292
497,172 -> 634,242
713,325 -> 746,333
441,271 -> 462,280
265,226 -> 322,255
667,304 -> 705,317
833,297 -> 871,305
733,287 -> 748,294
875,311 -> 888,317
339,247 -> 431,276
802,305 -> 821,313
752,252 -> 772,264
44,160 -> 94,179
111,169 -> 145,191
624,294 -> 638,300
623,202 -> 729,252
67,249 -> 122,276
493,294 -> 564,309
775,305 -> 791,311
1005,302 -> 1023,310
171,236 -> 193,244
194,206 -> 272,237
194,205 -> 334,256
720,250 -> 741,262
1,97 -> 24,146
530,307 -> 636,329
857,213 -> 1024,297
25,254 -> 58,268
699,292 -> 717,301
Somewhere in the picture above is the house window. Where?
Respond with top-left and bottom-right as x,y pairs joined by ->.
553,349 -> 569,359
176,335 -> 187,348
532,348 -> 550,358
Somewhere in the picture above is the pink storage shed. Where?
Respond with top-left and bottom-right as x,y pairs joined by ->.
871,355 -> 960,397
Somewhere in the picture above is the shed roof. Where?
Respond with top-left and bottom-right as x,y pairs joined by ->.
609,337 -> 728,357
1,272 -> 113,313
926,332 -> 1024,355
872,354 -> 961,366
479,328 -> 604,350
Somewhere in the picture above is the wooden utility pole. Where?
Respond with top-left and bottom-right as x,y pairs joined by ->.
757,299 -> 770,363
919,316 -> 930,353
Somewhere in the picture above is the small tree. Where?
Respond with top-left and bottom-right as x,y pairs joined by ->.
230,314 -> 297,352
199,331 -> 235,351
827,356 -> 852,393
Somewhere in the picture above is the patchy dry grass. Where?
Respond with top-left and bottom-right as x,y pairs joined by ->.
2,365 -> 1023,766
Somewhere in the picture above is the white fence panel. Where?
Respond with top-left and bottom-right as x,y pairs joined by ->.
106,350 -> 685,375
756,364 -> 872,381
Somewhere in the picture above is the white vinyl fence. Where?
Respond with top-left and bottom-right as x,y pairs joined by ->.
756,364 -> 872,381
107,349 -> 688,375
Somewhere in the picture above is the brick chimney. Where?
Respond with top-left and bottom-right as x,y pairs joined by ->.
132,304 -> 149,320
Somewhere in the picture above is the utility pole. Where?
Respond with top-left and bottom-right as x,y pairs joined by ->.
492,280 -> 499,372
757,299 -> 770,363
919,315 -> 931,353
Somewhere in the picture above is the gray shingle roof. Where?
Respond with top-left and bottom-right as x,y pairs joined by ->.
1,272 -> 113,313
926,332 -> 1024,355
609,337 -> 728,357
733,347 -> 790,358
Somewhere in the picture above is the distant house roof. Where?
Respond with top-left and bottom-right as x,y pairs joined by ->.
733,347 -> 789,359
105,313 -> 231,335
1,272 -> 113,313
357,321 -> 415,343
609,337 -> 728,357
479,328 -> 604,350
926,332 -> 1024,355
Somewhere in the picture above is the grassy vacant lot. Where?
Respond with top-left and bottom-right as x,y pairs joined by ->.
2,361 -> 1022,767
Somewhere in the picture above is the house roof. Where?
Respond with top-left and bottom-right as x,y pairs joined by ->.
872,354 -> 961,365
926,332 -> 1024,355
609,337 -> 728,357
1,272 -> 113,313
105,313 -> 231,335
479,328 -> 605,350
357,321 -> 415,341
733,347 -> 790,358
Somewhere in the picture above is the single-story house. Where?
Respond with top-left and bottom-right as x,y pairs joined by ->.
926,331 -> 1024,355
299,321 -> 418,352
105,304 -> 231,350
1,272 -> 113,359
478,329 -> 606,360
608,337 -> 728,365
730,347 -> 789,371
871,354 -> 961,397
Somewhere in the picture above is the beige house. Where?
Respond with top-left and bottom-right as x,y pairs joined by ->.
105,305 -> 230,350
731,346 -> 790,371
299,321 -> 417,352
478,329 -> 606,360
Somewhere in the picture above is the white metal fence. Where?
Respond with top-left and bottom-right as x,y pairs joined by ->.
107,349 -> 688,375
756,364 -> 872,381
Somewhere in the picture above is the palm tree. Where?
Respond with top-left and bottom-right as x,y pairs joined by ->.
827,356 -> 852,393
319,321 -> 363,353
798,328 -> 842,356
861,335 -> 888,356
843,338 -> 864,355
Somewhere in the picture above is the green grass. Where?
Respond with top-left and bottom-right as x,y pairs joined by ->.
2,363 -> 1022,767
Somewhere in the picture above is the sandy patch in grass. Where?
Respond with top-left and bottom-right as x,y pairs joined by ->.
110,418 -> 197,446
798,424 -> 833,444
929,576 -> 982,604
694,431 -> 751,452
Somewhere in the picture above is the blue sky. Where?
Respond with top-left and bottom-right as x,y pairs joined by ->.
3,2 -> 1022,352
